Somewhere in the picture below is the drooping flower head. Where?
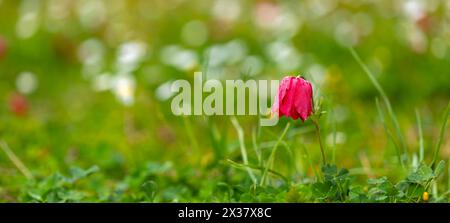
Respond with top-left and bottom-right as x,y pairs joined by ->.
271,76 -> 314,122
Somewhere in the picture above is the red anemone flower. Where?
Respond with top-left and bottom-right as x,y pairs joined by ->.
271,76 -> 314,122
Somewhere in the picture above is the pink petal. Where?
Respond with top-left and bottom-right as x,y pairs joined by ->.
295,79 -> 314,121
271,77 -> 291,114
279,77 -> 295,118
288,78 -> 300,120
271,76 -> 314,121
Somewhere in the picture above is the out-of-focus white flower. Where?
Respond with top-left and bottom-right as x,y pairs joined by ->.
155,80 -> 176,101
16,71 -> 38,95
224,40 -> 247,64
212,0 -> 241,22
117,41 -> 148,73
266,41 -> 301,72
47,0 -> 71,20
206,39 -> 247,68
241,56 -> 264,77
78,38 -> 105,78
77,0 -> 107,29
78,39 -> 105,64
161,45 -> 181,64
275,12 -> 301,38
403,0 -> 425,21
335,21 -> 359,47
92,73 -> 113,92
93,73 -> 139,106
16,13 -> 39,39
181,20 -> 209,47
111,75 -> 136,106
408,26 -> 428,53
161,45 -> 198,71
305,0 -> 337,19
308,64 -> 326,86
172,50 -> 198,71
326,132 -> 347,147
16,0 -> 41,39
207,45 -> 228,68
45,0 -> 72,32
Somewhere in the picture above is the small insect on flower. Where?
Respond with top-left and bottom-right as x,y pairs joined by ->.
8,93 -> 28,116
271,76 -> 314,122
422,191 -> 429,203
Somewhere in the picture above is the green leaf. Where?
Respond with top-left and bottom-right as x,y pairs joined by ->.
407,165 -> 435,184
434,160 -> 445,177
69,166 -> 99,183
336,168 -> 350,180
322,164 -> 338,177
349,186 -> 368,203
312,182 -> 329,200
27,192 -> 44,202
146,162 -> 173,175
367,177 -> 398,202
368,177 -> 388,185
141,181 -> 158,201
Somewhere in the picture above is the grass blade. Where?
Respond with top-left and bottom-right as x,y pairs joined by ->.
376,98 -> 403,166
331,113 -> 337,164
226,159 -> 289,184
431,102 -> 450,167
252,127 -> 262,166
350,47 -> 408,163
230,117 -> 257,184
415,109 -> 425,163
260,122 -> 291,186
301,144 -> 320,180
0,140 -> 33,180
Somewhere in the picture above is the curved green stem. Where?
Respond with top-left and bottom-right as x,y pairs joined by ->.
431,102 -> 450,168
312,119 -> 327,165
260,122 -> 291,186
350,47 -> 408,164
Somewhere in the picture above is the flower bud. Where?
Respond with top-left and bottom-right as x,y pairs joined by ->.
271,76 -> 314,122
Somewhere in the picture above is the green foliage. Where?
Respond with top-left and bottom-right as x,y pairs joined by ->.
349,161 -> 447,203
0,1 -> 449,203
312,165 -> 352,202
12,160 -> 448,203
366,177 -> 398,202
22,166 -> 99,203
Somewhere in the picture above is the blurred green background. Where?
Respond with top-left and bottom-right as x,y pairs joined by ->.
0,0 -> 449,202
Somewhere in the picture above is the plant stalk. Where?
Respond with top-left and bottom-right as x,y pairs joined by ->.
312,119 -> 327,165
